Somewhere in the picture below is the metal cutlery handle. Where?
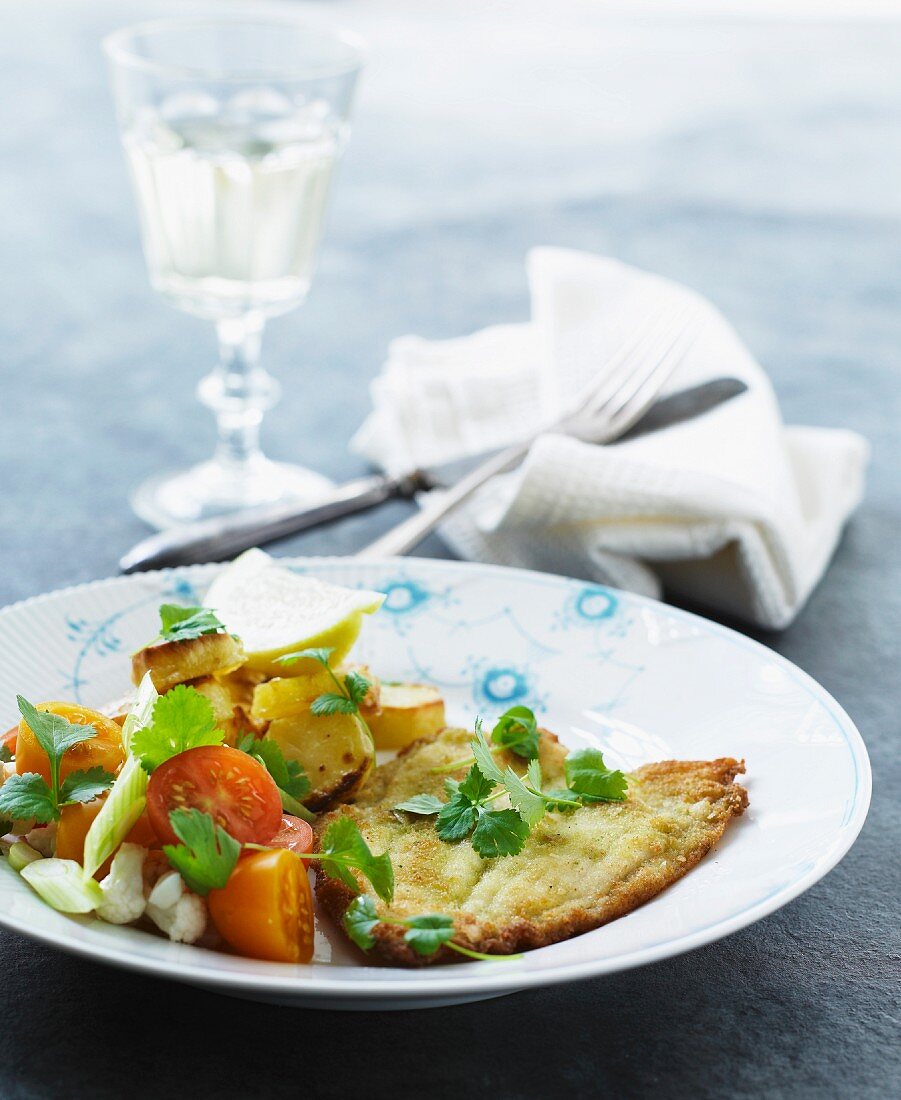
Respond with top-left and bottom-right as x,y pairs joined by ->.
356,440 -> 531,559
119,473 -> 419,573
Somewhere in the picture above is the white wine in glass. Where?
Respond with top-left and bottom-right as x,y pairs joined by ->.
104,18 -> 365,528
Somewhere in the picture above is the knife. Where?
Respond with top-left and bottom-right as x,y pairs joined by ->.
119,376 -> 747,573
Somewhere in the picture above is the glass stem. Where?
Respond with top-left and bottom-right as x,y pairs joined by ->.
198,312 -> 281,473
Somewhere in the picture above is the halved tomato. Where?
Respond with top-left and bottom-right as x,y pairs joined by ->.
208,848 -> 314,963
268,814 -> 314,856
146,744 -> 281,846
15,702 -> 124,783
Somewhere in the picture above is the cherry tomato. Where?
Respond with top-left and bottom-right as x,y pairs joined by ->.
208,848 -> 314,963
125,808 -> 160,849
56,798 -> 160,876
146,744 -> 281,846
16,702 -> 124,784
268,814 -> 314,856
56,797 -> 107,866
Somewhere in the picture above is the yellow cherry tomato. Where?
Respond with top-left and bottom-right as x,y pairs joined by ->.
16,702 -> 125,784
56,796 -> 159,875
208,848 -> 314,963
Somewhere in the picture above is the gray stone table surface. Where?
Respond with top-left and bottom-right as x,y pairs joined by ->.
0,1 -> 898,1097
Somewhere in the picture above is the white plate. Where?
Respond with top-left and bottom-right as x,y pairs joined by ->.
0,559 -> 870,1010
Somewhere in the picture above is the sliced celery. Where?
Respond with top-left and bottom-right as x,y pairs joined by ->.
21,858 -> 102,913
82,759 -> 147,879
120,672 -> 158,753
82,676 -> 157,879
8,840 -> 42,872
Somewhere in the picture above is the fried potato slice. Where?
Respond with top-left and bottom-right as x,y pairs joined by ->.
314,726 -> 747,965
267,709 -> 374,812
365,683 -> 445,751
131,632 -> 245,693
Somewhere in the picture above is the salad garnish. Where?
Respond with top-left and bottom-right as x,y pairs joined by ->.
394,718 -> 627,858
276,646 -> 374,742
131,685 -> 224,773
236,732 -> 313,822
0,697 -> 115,824
163,808 -> 241,895
157,604 -> 228,643
315,817 -> 394,904
432,706 -> 540,774
343,895 -> 520,961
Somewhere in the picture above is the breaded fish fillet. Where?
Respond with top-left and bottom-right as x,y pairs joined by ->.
314,727 -> 747,966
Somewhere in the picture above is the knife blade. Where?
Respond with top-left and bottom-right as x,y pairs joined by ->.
119,376 -> 747,573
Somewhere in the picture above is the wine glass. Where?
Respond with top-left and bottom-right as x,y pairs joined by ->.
104,18 -> 365,528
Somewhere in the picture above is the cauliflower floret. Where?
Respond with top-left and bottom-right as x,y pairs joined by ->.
97,843 -> 148,925
25,821 -> 57,857
145,870 -> 207,944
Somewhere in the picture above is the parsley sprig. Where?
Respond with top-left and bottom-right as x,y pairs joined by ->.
276,647 -> 374,744
432,706 -> 541,775
0,698 -> 115,824
343,895 -> 520,961
236,732 -> 315,824
395,723 -> 628,858
312,817 -> 394,903
163,808 -> 241,895
157,604 -> 228,643
131,685 -> 224,774
0,744 -> 12,764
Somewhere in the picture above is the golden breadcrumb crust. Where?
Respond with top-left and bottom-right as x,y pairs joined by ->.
314,727 -> 747,966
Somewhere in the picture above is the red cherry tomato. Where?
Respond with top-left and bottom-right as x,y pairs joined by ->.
146,745 -> 282,846
268,814 -> 314,856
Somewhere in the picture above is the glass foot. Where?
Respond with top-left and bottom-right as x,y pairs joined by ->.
130,457 -> 334,530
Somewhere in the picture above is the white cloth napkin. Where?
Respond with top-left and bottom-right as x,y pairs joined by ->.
352,248 -> 869,629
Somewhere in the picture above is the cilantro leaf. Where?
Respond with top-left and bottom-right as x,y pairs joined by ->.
158,604 -> 227,642
162,808 -> 240,895
457,764 -> 495,804
343,671 -> 372,709
471,725 -> 505,784
526,757 -> 543,791
341,896 -> 519,962
470,809 -> 530,858
343,894 -> 380,951
542,788 -> 583,813
236,735 -> 313,821
394,794 -> 444,816
564,748 -> 628,803
317,817 -> 395,903
436,795 -> 480,842
248,738 -> 310,802
435,764 -> 509,845
0,772 -> 57,823
59,766 -> 115,806
0,745 -> 12,764
276,646 -> 335,668
403,913 -> 455,956
491,705 -> 540,760
131,685 -> 224,774
311,693 -> 357,717
502,767 -> 546,827
235,731 -> 255,754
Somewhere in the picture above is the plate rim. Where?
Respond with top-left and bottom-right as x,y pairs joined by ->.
0,556 -> 872,1000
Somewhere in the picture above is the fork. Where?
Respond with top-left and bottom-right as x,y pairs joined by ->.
355,301 -> 703,559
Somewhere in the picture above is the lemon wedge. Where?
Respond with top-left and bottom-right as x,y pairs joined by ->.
204,549 -> 384,677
